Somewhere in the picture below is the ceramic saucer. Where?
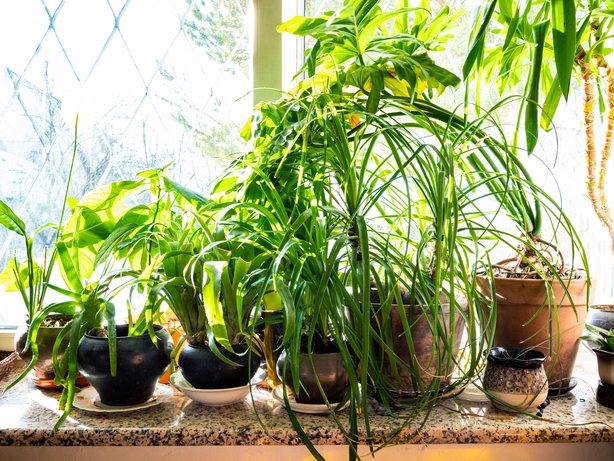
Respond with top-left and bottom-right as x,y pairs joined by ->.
170,368 -> 266,405
72,384 -> 174,412
271,386 -> 350,414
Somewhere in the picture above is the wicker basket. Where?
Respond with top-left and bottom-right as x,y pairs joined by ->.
0,350 -> 18,380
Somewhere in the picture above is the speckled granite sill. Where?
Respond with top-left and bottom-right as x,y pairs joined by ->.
1,349 -> 613,447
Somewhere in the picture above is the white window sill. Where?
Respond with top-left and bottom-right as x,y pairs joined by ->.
0,328 -> 16,352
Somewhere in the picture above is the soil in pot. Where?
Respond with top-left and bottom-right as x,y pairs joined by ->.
14,314 -> 88,388
178,342 -> 262,389
77,324 -> 173,406
476,276 -> 594,393
276,337 -> 350,404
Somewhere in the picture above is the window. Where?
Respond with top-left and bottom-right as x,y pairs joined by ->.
0,0 -> 257,325
1,0 -> 612,326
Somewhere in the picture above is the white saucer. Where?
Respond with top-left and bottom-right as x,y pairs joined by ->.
271,386 -> 350,414
72,384 -> 174,412
170,368 -> 266,406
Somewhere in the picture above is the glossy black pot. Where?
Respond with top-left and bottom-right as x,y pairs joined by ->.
178,343 -> 261,389
276,350 -> 350,404
77,324 -> 173,406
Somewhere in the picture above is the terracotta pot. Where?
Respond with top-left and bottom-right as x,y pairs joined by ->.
476,276 -> 594,392
372,301 -> 466,393
77,324 -> 173,406
276,350 -> 350,404
14,314 -> 88,388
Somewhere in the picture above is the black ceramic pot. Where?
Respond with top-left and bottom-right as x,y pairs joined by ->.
276,350 -> 350,404
178,343 -> 261,389
77,324 -> 173,406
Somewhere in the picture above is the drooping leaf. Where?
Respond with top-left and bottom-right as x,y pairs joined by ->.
551,0 -> 577,99
526,20 -> 550,154
463,0 -> 498,80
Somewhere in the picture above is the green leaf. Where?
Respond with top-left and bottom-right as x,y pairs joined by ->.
276,15 -> 328,36
0,259 -> 41,291
164,177 -> 209,206
307,39 -> 321,78
55,241 -> 84,294
526,20 -> 550,154
0,199 -> 26,236
540,74 -> 563,130
76,180 -> 143,211
366,69 -> 384,113
552,0 -> 577,99
239,116 -> 252,141
463,0 -> 498,80
503,7 -> 521,51
202,261 -> 231,350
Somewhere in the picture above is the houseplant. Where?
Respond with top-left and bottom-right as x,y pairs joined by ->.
221,2 -> 520,456
5,167 -> 186,428
581,322 -> 614,408
226,1 -> 592,457
92,167 -> 296,391
0,121 -> 80,389
462,1 -> 596,393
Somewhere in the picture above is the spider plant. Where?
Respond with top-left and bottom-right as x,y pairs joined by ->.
232,0 -> 590,457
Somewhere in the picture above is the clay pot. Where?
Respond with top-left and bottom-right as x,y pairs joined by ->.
476,276 -> 594,393
276,350 -> 350,404
372,301 -> 466,393
178,343 -> 261,389
483,347 -> 548,412
77,324 -> 173,406
14,314 -> 87,388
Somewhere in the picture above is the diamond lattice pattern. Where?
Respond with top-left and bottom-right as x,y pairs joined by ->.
0,0 -> 251,323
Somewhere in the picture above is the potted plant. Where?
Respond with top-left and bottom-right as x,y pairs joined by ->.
0,128 -> 80,389
5,168 -> 188,428
220,2 -> 511,456
93,168 -> 296,392
0,200 -> 74,388
581,323 -> 614,409
462,1 -> 596,394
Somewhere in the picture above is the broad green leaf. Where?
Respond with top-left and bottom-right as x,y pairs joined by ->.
276,15 -> 328,36
0,259 -> 41,291
62,208 -> 117,248
76,180 -> 143,211
211,176 -> 239,195
552,0 -> 577,99
0,199 -> 26,236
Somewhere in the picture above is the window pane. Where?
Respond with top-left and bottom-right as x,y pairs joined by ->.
0,0 -> 252,325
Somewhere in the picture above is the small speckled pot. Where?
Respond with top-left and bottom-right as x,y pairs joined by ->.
483,347 -> 548,412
